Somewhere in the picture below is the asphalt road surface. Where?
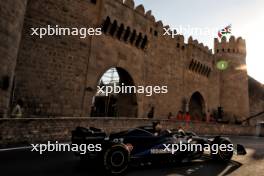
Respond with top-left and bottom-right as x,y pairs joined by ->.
1,136 -> 263,176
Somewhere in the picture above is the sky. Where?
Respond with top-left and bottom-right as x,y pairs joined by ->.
134,0 -> 264,84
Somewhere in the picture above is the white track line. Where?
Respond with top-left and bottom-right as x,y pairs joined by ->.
0,146 -> 32,152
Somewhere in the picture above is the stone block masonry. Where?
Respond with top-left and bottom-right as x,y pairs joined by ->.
0,0 -> 262,126
0,0 -> 28,117
0,118 -> 256,147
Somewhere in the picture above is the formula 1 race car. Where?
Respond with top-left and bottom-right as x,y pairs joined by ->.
71,125 -> 246,175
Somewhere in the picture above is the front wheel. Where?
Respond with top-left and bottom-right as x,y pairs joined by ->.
104,144 -> 130,175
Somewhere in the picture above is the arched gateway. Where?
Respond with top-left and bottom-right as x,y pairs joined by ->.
189,91 -> 206,121
91,67 -> 138,117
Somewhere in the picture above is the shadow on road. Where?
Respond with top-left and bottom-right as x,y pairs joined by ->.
1,149 -> 243,176
74,156 -> 242,176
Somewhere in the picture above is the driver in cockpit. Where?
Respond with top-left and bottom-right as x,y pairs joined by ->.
152,121 -> 171,136
177,126 -> 186,136
152,121 -> 162,136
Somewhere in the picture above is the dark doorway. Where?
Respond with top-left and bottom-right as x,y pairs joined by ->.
91,67 -> 137,117
189,92 -> 205,121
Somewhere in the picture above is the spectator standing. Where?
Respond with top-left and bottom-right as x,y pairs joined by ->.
11,99 -> 24,118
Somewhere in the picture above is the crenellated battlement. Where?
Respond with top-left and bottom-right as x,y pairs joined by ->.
115,0 -> 155,22
101,0 -> 164,40
175,34 -> 185,45
188,36 -> 213,55
111,0 -> 214,56
114,1 -> 246,58
145,10 -> 155,23
135,4 -> 145,15
214,36 -> 246,55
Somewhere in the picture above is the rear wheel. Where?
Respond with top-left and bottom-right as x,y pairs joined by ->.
211,138 -> 233,162
104,144 -> 130,175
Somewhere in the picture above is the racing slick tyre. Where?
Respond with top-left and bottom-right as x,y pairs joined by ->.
104,144 -> 130,175
211,138 -> 233,162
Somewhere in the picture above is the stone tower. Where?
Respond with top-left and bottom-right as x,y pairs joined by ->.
0,0 -> 27,117
214,36 -> 249,120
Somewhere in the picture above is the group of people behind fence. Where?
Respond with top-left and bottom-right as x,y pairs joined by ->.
167,110 -> 216,130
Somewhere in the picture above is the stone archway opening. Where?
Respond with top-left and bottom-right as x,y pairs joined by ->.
189,92 -> 205,121
91,67 -> 138,117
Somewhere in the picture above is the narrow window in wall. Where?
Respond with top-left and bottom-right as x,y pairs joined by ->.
123,27 -> 130,42
141,35 -> 148,49
102,16 -> 111,33
116,24 -> 124,40
130,30 -> 137,44
91,0 -> 96,4
135,33 -> 142,47
109,20 -> 117,36
154,30 -> 158,37
202,67 -> 208,76
189,60 -> 194,70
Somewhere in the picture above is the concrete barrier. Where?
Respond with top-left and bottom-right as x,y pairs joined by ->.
256,122 -> 264,137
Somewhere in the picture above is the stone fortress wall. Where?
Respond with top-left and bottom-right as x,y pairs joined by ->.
0,0 -> 28,118
1,0 -> 260,122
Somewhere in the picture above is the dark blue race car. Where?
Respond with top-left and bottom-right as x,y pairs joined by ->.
71,125 -> 246,175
